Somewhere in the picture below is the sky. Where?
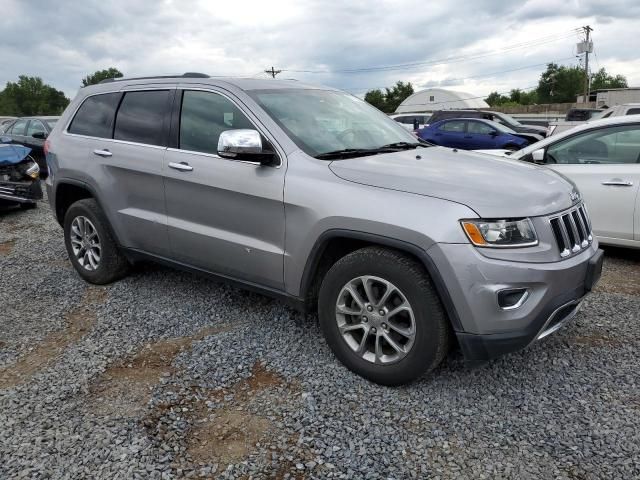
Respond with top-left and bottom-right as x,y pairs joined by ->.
1,0 -> 639,101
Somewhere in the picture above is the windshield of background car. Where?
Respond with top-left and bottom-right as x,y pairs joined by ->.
249,89 -> 419,157
45,119 -> 58,129
495,113 -> 522,127
490,121 -> 516,134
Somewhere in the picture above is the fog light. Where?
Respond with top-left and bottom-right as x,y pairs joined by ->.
497,288 -> 529,310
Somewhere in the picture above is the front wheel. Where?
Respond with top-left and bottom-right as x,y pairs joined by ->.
318,247 -> 451,386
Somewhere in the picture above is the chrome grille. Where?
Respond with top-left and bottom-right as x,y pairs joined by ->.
549,203 -> 593,258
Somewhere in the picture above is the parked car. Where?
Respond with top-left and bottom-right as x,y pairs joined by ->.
417,118 -> 541,150
547,103 -> 640,136
0,136 -> 42,209
46,74 -> 602,385
1,116 -> 59,175
428,109 -> 547,137
565,108 -> 605,122
390,113 -> 431,131
475,115 -> 640,249
0,117 -> 17,133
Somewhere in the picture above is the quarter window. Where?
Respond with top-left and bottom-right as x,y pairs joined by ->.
179,90 -> 254,155
114,90 -> 170,146
545,125 -> 640,164
68,93 -> 121,138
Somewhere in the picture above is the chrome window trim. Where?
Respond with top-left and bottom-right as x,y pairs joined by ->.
165,147 -> 268,168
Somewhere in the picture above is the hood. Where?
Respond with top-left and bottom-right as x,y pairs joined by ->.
512,133 -> 543,144
328,147 -> 578,218
516,124 -> 547,135
0,144 -> 32,165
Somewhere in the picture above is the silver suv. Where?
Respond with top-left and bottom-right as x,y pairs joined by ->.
45,73 -> 603,385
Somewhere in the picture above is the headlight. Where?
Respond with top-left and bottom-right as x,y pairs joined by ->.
25,161 -> 40,179
461,218 -> 537,247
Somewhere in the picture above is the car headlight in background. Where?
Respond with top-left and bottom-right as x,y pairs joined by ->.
461,218 -> 537,247
25,161 -> 40,179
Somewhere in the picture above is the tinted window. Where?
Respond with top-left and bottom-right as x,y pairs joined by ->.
179,90 -> 254,155
546,125 -> 640,164
626,108 -> 640,115
9,119 -> 28,135
69,93 -> 121,138
114,90 -> 170,146
467,121 -> 495,134
439,121 -> 466,132
27,120 -> 46,137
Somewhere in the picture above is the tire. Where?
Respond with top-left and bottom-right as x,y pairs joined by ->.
318,247 -> 450,386
63,198 -> 130,284
19,202 -> 37,210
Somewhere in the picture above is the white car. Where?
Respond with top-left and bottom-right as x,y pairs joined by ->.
390,113 -> 431,131
476,115 -> 640,249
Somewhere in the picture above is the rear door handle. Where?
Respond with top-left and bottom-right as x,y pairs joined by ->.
601,180 -> 633,186
168,161 -> 193,172
93,149 -> 112,157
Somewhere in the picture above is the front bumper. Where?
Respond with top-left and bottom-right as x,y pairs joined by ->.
427,242 -> 603,363
0,180 -> 43,204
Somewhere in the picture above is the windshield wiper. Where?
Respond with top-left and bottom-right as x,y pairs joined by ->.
378,141 -> 426,149
315,147 -> 396,159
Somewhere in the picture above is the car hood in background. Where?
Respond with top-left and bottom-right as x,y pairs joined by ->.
518,125 -> 547,135
0,144 -> 32,165
329,147 -> 578,218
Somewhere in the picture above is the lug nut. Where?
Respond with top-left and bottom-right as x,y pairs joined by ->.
371,327 -> 377,334
362,316 -> 368,322
379,310 -> 385,316
382,323 -> 388,330
367,305 -> 373,312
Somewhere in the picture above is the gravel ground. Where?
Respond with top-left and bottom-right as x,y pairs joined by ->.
1,192 -> 639,479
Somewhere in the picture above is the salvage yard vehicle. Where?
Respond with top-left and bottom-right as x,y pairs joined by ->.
417,118 -> 541,150
547,103 -> 640,136
427,109 -> 547,137
476,115 -> 640,249
1,116 -> 59,175
0,136 -> 42,208
45,74 -> 603,385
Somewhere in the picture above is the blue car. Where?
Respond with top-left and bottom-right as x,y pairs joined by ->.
0,136 -> 42,208
418,118 -> 540,151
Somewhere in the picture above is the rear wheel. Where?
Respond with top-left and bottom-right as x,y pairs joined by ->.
318,247 -> 450,385
63,199 -> 130,284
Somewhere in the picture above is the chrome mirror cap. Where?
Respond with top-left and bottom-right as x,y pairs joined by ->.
217,129 -> 262,158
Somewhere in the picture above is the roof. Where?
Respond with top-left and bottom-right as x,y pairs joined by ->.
86,73 -> 331,93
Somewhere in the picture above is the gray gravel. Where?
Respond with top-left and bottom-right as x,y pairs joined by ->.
1,192 -> 639,479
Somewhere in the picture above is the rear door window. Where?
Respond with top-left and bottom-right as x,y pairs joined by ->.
9,119 -> 28,135
68,93 -> 121,138
114,90 -> 170,146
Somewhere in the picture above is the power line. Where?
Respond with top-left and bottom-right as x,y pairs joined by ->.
343,57 -> 577,93
284,29 -> 582,75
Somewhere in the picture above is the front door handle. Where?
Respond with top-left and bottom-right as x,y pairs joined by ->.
601,180 -> 633,187
168,161 -> 193,172
93,149 -> 112,157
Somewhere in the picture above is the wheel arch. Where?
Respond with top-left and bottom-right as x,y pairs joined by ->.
299,229 -> 463,332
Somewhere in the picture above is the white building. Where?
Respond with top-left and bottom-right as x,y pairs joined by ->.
395,88 -> 489,113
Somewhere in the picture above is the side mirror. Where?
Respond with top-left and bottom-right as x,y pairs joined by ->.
490,130 -> 498,137
32,131 -> 47,140
217,129 -> 277,166
531,148 -> 545,163
0,136 -> 12,144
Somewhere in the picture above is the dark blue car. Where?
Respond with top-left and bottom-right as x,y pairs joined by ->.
418,118 -> 537,151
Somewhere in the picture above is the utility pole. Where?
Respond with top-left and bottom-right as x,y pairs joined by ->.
582,25 -> 593,103
264,66 -> 282,79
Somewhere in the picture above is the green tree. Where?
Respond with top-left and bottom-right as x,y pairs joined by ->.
536,63 -> 587,103
364,88 -> 386,111
485,91 -> 510,106
590,67 -> 627,91
0,76 -> 69,116
81,67 -> 123,87
364,81 -> 414,113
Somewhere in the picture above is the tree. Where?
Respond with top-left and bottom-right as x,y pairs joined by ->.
81,68 -> 123,87
590,67 -> 628,91
485,91 -> 510,106
0,76 -> 69,116
536,63 -> 585,103
364,81 -> 414,113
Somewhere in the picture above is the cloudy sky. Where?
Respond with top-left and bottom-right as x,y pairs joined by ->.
1,0 -> 638,100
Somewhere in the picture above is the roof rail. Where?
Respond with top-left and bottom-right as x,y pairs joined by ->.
97,72 -> 210,85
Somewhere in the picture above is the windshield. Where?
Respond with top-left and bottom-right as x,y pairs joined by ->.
248,89 -> 421,157
494,112 -> 522,127
45,119 -> 58,129
491,121 -> 517,134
